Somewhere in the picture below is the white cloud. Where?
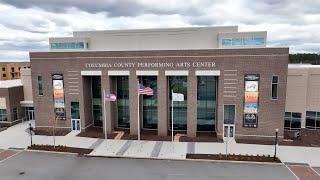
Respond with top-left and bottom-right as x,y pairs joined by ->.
0,0 -> 319,61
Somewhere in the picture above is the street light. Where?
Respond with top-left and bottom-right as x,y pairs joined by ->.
274,128 -> 279,161
29,122 -> 33,146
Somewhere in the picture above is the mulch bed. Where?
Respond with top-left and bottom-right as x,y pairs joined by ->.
28,144 -> 93,155
236,139 -> 320,147
77,127 -> 117,139
180,132 -> 223,142
78,127 -> 222,142
34,129 -> 71,136
187,153 -> 281,163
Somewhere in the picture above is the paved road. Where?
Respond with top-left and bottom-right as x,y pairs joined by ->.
0,151 -> 297,180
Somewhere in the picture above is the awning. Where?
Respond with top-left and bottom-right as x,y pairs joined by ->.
20,101 -> 33,107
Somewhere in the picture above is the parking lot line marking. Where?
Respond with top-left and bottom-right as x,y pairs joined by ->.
310,167 -> 320,177
283,163 -> 300,180
287,164 -> 320,180
0,150 -> 22,163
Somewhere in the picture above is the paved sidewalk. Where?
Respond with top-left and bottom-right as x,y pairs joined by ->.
1,121 -> 320,167
0,121 -> 98,150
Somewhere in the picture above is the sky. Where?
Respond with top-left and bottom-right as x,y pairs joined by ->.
0,0 -> 319,62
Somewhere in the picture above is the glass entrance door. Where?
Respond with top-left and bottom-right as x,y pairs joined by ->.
25,107 -> 35,121
223,104 -> 236,141
27,110 -> 34,121
223,125 -> 235,139
72,119 -> 80,131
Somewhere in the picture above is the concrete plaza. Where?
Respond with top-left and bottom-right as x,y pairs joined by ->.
0,121 -> 320,167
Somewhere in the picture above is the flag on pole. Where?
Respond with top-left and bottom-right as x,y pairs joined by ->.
172,92 -> 184,101
105,93 -> 117,102
137,83 -> 153,96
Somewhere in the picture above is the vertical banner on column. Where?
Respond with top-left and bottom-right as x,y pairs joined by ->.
52,74 -> 66,120
243,74 -> 259,127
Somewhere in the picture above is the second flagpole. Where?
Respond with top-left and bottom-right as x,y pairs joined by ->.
137,89 -> 140,141
103,89 -> 107,140
171,90 -> 174,142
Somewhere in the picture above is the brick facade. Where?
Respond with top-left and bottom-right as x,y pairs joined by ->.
30,48 -> 289,139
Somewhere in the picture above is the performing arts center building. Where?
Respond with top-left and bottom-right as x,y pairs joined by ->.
29,26 -> 289,141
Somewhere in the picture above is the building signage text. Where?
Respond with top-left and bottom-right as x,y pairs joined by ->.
85,61 -> 216,69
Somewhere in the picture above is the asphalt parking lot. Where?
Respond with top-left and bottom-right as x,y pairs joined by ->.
0,151 -> 297,180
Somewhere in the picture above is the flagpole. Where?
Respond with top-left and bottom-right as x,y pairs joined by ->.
171,90 -> 174,142
137,92 -> 140,140
103,89 -> 107,139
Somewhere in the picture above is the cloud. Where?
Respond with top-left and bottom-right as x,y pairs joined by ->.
0,0 -> 319,61
0,0 -> 214,17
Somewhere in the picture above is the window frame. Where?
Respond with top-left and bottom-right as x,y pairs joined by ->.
37,75 -> 43,96
223,104 -> 236,125
0,109 -> 7,121
284,112 -> 301,130
271,75 -> 279,100
12,107 -> 18,121
196,76 -> 217,131
306,111 -> 320,129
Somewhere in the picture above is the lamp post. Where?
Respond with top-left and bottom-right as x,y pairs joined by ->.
274,128 -> 279,161
29,122 -> 33,146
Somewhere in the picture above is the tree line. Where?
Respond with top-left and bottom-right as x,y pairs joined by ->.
289,53 -> 320,65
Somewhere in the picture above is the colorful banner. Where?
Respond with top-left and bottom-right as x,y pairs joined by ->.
245,81 -> 259,92
244,92 -> 259,103
244,102 -> 258,113
52,74 -> 65,120
243,74 -> 259,128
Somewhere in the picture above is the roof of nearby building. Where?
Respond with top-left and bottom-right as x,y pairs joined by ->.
0,79 -> 23,88
288,64 -> 320,69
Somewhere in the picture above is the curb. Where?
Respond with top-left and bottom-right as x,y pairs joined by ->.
24,149 -> 79,156
85,154 -> 284,165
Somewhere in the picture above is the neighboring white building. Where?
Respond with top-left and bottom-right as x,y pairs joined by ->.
286,64 -> 320,130
49,26 -> 267,51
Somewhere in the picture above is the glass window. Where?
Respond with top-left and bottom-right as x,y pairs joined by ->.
13,108 -> 18,120
224,105 -> 235,124
71,102 -> 80,119
38,76 -> 43,95
117,76 -> 130,128
168,76 -> 187,130
232,38 -> 242,46
221,38 -> 232,46
221,37 -> 265,47
284,112 -> 301,130
197,76 -> 217,131
92,76 -> 102,127
139,76 -> 157,129
50,42 -> 85,49
306,111 -> 320,129
2,67 -> 5,71
0,109 -> 7,121
271,76 -> 278,100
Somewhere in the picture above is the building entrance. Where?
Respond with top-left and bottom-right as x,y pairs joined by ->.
223,104 -> 236,141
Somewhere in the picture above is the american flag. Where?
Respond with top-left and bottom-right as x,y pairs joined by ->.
137,83 -> 153,96
105,93 -> 117,102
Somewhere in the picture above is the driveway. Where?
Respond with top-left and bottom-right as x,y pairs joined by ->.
0,151 -> 297,180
